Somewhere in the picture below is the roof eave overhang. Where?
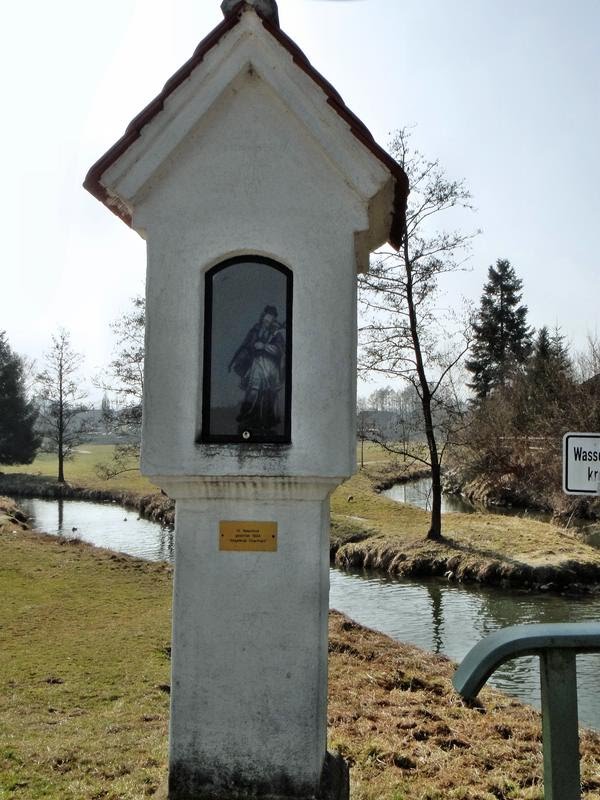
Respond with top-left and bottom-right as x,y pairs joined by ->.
84,1 -> 408,249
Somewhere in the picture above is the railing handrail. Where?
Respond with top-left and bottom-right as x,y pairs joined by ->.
453,622 -> 600,800
453,622 -> 600,699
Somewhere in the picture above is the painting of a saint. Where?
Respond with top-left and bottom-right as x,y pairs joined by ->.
201,257 -> 291,443
228,305 -> 285,435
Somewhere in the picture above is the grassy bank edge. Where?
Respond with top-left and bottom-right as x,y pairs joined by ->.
331,468 -> 600,594
2,509 -> 600,800
4,441 -> 600,594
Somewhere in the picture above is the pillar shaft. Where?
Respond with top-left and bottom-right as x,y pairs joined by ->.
164,478 -> 337,800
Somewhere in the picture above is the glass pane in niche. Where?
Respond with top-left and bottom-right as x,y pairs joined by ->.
203,259 -> 291,443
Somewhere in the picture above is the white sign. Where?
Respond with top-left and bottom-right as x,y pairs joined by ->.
563,432 -> 600,495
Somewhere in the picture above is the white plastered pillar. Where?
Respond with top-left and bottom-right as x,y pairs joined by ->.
161,477 -> 338,799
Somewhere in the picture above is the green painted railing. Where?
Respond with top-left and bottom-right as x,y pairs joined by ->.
453,623 -> 600,800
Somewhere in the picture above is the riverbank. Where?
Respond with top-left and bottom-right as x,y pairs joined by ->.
5,443 -> 600,592
0,472 -> 175,528
2,509 -> 600,799
0,444 -> 425,539
331,470 -> 600,593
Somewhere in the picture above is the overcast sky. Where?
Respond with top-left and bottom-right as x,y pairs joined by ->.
2,0 -> 598,399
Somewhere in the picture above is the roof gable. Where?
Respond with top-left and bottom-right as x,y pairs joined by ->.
84,1 -> 408,248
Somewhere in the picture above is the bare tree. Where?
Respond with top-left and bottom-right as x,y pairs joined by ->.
37,329 -> 90,483
96,296 -> 145,479
359,128 -> 477,540
576,333 -> 600,384
356,399 -> 375,469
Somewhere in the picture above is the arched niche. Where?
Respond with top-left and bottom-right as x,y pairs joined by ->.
199,256 -> 292,444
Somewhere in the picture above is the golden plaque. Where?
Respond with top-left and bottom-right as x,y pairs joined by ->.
219,521 -> 278,552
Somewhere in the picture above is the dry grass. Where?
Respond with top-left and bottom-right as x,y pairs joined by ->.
2,503 -> 600,799
328,613 -> 600,800
331,469 -> 600,589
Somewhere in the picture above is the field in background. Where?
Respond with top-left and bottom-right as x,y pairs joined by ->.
1,445 -> 158,495
0,441 -> 404,496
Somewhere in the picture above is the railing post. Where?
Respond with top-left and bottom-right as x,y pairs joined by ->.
540,649 -> 581,800
453,624 -> 600,800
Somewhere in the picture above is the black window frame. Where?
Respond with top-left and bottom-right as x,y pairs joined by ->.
199,255 -> 293,445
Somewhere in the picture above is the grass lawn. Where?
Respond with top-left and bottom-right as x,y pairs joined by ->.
0,445 -> 158,495
330,464 -> 600,586
333,471 -> 600,562
2,503 -> 600,800
0,503 -> 171,799
5,442 -> 600,587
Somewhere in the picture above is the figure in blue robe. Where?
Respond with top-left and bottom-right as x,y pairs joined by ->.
229,305 -> 285,434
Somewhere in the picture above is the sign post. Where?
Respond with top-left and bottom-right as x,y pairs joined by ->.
84,1 -> 408,797
563,433 -> 600,496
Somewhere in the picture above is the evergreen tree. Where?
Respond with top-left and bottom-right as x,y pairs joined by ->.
514,325 -> 573,430
549,325 -> 572,375
527,325 -> 572,394
0,331 -> 40,464
466,259 -> 532,399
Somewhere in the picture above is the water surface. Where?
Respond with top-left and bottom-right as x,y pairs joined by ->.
329,568 -> 600,729
17,496 -> 600,730
16,496 -> 175,562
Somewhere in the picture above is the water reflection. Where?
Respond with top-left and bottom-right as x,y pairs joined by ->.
17,497 -> 175,563
15,496 -> 600,730
384,476 -> 600,548
383,477 -> 476,514
329,568 -> 600,729
383,476 -> 553,522
428,582 -> 445,654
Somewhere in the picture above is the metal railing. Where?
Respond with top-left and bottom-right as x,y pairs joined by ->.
453,623 -> 600,800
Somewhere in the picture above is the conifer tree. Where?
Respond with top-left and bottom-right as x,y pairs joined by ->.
527,325 -> 572,394
549,326 -> 572,375
514,325 -> 573,429
0,331 -> 40,464
466,259 -> 532,399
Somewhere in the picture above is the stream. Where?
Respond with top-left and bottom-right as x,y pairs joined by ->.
14,495 -> 600,730
383,475 -> 554,519
384,476 -> 600,548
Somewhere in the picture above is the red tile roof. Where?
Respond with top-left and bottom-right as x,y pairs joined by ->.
84,1 -> 408,247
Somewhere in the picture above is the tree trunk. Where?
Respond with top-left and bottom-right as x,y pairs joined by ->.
427,452 -> 442,541
58,358 -> 65,483
404,236 -> 443,541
